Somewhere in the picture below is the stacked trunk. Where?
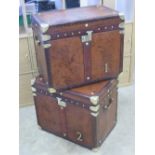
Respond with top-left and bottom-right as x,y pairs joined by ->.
31,5 -> 124,150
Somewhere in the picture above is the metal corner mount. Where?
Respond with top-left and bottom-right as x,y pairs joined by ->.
90,96 -> 99,105
48,88 -> 56,94
40,23 -> 49,33
119,22 -> 125,29
89,104 -> 100,112
43,43 -> 51,49
91,112 -> 99,117
41,34 -> 51,42
119,13 -> 125,20
31,86 -> 36,92
31,78 -> 35,86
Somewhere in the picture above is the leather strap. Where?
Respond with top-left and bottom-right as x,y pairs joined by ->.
82,41 -> 92,81
59,107 -> 68,137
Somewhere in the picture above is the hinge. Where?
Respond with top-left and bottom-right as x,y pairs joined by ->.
81,31 -> 93,42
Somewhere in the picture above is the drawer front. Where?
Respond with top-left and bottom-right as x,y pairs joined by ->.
19,38 -> 32,74
19,74 -> 33,106
124,23 -> 133,56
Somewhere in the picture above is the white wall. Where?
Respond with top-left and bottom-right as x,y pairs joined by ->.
116,0 -> 134,22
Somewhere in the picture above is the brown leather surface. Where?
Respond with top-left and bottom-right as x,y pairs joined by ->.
65,104 -> 94,148
91,30 -> 121,80
34,95 -> 62,134
49,36 -> 84,89
96,87 -> 117,146
34,77 -> 118,148
33,6 -> 119,26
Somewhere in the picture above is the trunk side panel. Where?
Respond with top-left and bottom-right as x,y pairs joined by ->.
91,30 -> 121,80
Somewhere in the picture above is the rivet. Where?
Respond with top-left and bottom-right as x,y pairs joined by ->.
64,33 -> 67,36
91,92 -> 95,95
85,42 -> 89,46
108,89 -> 110,93
82,104 -> 85,107
87,76 -> 90,80
104,26 -> 107,29
57,34 -> 60,38
39,77 -> 43,81
85,23 -> 88,27
98,28 -> 101,30
78,31 -> 81,34
60,92 -> 63,95
111,25 -> 114,29
72,32 -> 74,35
63,133 -> 67,137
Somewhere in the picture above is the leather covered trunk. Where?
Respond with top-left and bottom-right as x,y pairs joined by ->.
32,77 -> 118,149
31,5 -> 124,92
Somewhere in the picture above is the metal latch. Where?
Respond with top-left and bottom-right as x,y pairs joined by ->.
57,97 -> 66,108
81,31 -> 93,42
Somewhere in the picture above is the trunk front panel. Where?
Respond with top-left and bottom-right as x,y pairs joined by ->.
34,95 -> 62,134
65,104 -> 95,148
91,30 -> 121,80
49,37 -> 84,89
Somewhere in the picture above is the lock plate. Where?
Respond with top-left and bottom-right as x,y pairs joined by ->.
81,31 -> 93,42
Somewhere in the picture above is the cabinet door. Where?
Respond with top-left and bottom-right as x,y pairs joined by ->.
91,30 -> 122,80
19,38 -> 32,74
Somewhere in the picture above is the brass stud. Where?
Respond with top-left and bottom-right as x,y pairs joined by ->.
87,76 -> 90,80
85,23 -> 88,27
85,42 -> 89,46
